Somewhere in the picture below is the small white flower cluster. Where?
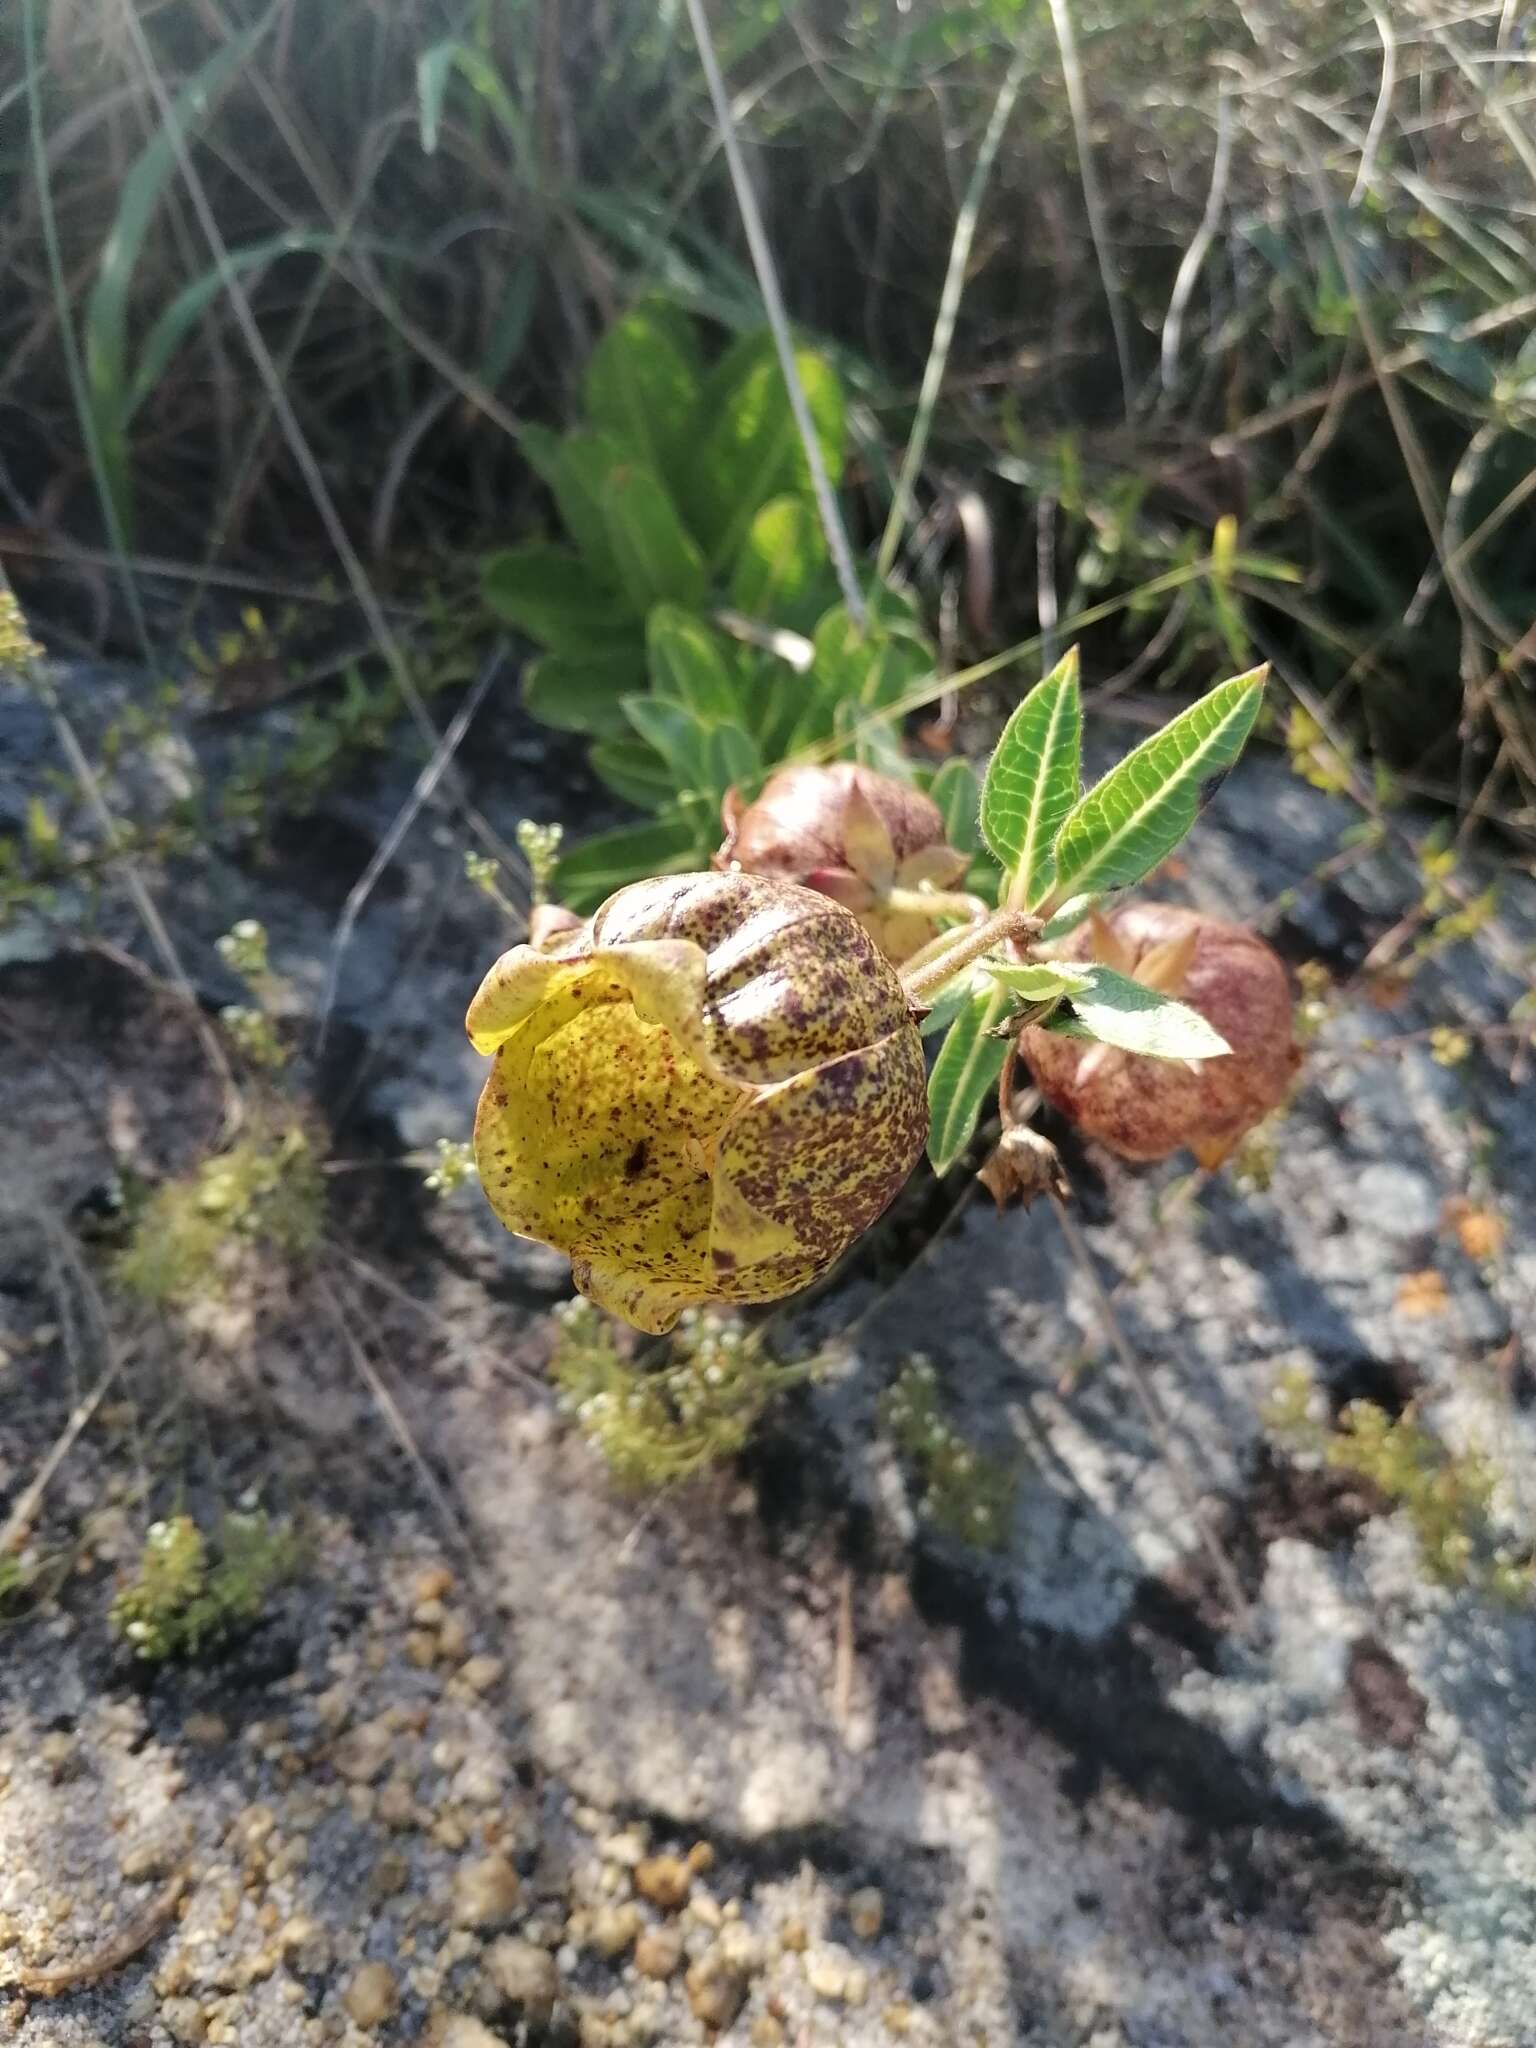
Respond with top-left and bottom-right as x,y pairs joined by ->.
515,818 -> 564,899
424,1138 -> 477,1196
881,1357 -> 1017,1548
549,1300 -> 803,1490
216,917 -> 270,981
220,1003 -> 285,1070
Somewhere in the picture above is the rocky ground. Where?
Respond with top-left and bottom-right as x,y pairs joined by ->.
1,663 -> 1533,2048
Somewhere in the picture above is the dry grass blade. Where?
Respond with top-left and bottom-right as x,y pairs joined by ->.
876,38 -> 1033,583
680,0 -> 866,626
313,645 -> 507,1055
0,1219 -> 127,1559
110,2 -> 520,891
1159,81 -> 1234,398
1047,0 -> 1134,418
316,1271 -> 491,1608
1048,1194 -> 1251,1626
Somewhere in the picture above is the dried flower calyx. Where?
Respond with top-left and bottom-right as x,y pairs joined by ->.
1019,904 -> 1299,1168
715,763 -> 974,962
467,871 -> 928,1333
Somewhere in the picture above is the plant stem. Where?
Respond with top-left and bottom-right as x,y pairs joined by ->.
899,908 -> 1041,1004
681,0 -> 866,627
883,886 -> 989,920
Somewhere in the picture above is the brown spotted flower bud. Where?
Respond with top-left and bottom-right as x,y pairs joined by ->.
1019,904 -> 1299,1168
467,872 -> 928,1333
715,763 -> 971,962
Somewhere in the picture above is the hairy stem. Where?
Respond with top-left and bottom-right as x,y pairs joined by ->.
899,909 -> 1041,1004
882,886 -> 989,921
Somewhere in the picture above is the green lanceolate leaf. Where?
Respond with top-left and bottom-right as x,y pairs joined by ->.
1051,666 -> 1267,901
927,758 -> 982,856
589,737 -> 675,808
621,695 -> 712,790
1064,966 -> 1231,1060
482,547 -> 639,652
799,607 -> 933,754
704,724 -> 761,806
926,986 -> 1011,1175
728,494 -> 833,627
602,466 -> 708,613
521,651 -> 640,736
582,300 -> 703,497
687,338 -> 846,570
521,426 -> 633,589
554,811 -> 699,913
979,646 -> 1082,909
646,607 -> 743,723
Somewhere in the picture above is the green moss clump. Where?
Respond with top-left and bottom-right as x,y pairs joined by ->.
551,1300 -> 815,1491
115,1123 -> 325,1307
1266,1365 -> 1533,1604
111,1511 -> 304,1662
881,1358 -> 1019,1552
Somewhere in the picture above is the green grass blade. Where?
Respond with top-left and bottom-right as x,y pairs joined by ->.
84,28 -> 262,541
125,229 -> 341,422
417,40 -> 531,167
1051,666 -> 1267,901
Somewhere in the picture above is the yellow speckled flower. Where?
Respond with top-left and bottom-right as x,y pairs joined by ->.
467,872 -> 928,1333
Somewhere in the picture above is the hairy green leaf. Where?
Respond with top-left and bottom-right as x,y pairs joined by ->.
1066,966 -> 1231,1059
979,647 -> 1081,908
926,986 -> 1010,1175
927,758 -> 982,855
1051,667 -> 1267,900
984,960 -> 1095,1003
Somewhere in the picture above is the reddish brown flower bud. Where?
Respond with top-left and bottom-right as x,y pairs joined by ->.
715,764 -> 970,962
1019,904 -> 1300,1168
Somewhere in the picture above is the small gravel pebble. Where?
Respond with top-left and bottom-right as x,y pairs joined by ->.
453,1854 -> 523,1930
634,1922 -> 684,1981
482,1934 -> 560,2015
685,1949 -> 748,2031
847,1885 -> 885,1939
634,1853 -> 690,1912
343,1960 -> 399,2027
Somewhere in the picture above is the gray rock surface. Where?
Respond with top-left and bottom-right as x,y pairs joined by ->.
2,665 -> 1533,2046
